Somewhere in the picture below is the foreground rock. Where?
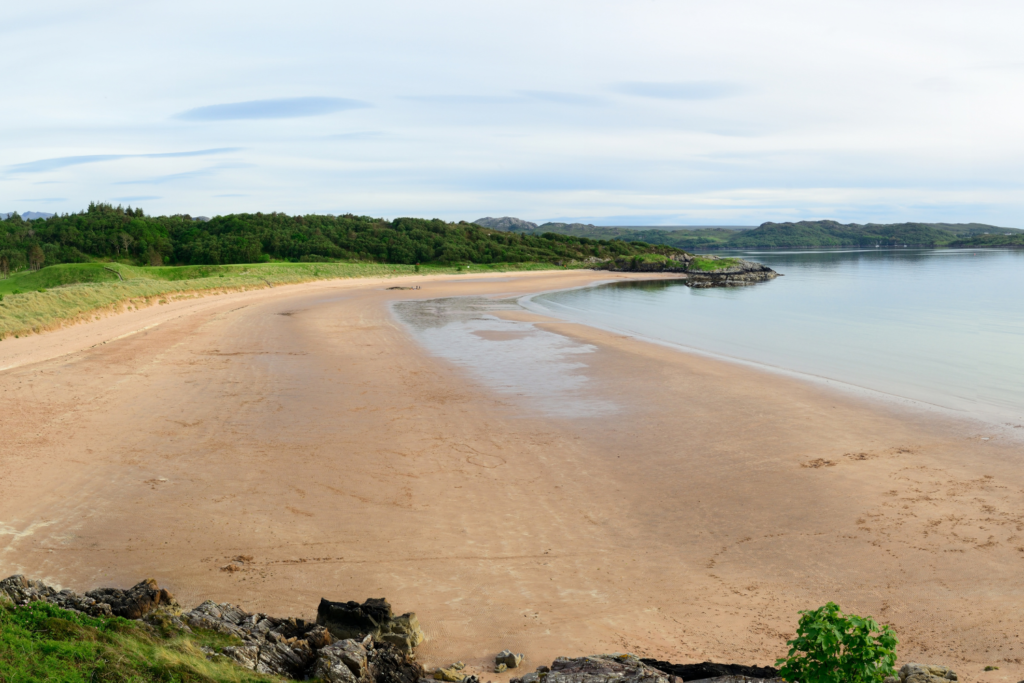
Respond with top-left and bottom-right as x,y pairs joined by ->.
0,574 -> 175,619
513,654 -> 681,683
596,254 -> 779,287
895,663 -> 958,683
641,658 -> 780,681
317,596 -> 426,653
1,574 -> 423,682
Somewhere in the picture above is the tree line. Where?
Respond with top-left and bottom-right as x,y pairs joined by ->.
0,202 -> 686,275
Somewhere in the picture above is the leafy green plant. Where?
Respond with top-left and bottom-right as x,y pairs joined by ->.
776,602 -> 898,683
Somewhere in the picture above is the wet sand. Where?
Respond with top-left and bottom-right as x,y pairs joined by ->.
0,270 -> 1021,682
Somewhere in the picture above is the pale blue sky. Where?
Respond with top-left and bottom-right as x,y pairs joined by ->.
3,0 -> 1023,226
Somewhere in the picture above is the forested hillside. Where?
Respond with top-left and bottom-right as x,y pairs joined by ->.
0,203 -> 686,274
495,219 -> 1021,250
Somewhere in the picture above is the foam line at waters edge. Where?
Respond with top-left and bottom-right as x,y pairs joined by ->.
518,285 -> 1024,444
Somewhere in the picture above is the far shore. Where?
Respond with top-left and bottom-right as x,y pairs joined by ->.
1,269 -> 1020,680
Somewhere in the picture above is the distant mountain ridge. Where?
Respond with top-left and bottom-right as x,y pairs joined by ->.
471,217 -> 1022,250
1,211 -> 55,220
473,216 -> 539,231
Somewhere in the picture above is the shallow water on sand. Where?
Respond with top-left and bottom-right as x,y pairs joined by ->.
527,248 -> 1024,428
392,297 -> 617,418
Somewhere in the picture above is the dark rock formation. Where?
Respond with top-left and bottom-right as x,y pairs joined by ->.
596,254 -> 779,287
184,598 -> 423,681
641,658 -> 780,681
0,574 -> 168,619
513,654 -> 677,683
317,597 -> 425,653
85,578 -> 176,619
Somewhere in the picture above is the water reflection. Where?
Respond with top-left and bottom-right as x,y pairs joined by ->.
528,248 -> 1024,427
393,297 -> 617,419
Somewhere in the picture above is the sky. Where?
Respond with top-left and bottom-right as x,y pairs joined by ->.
3,0 -> 1024,226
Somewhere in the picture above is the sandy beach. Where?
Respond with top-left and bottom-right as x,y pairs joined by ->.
1,270 -> 1021,682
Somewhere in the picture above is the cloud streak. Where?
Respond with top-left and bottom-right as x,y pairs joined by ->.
613,81 -> 744,100
174,97 -> 369,121
9,148 -> 242,174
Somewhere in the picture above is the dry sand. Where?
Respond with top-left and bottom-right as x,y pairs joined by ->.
1,270 -> 1022,682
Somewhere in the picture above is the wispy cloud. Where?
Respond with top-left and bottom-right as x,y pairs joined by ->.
174,97 -> 369,121
519,90 -> 601,105
111,195 -> 161,202
324,131 -> 385,140
115,163 -> 253,186
613,81 -> 744,100
400,95 -> 520,105
9,148 -> 241,174
214,193 -> 248,197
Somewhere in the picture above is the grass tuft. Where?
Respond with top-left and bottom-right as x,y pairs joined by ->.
0,600 -> 275,682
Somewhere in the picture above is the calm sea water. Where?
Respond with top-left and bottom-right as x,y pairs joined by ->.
527,248 -> 1024,427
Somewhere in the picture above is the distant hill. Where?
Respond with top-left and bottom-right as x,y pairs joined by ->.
0,211 -> 55,220
473,217 -> 1022,250
473,216 -> 539,231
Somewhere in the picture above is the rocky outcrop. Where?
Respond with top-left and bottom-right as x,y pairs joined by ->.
513,654 -> 679,683
595,254 -> 778,287
895,663 -> 958,683
0,574 -> 177,619
473,217 -> 539,231
85,578 -> 176,619
1,574 -> 423,682
317,597 -> 426,654
183,598 -> 423,681
641,658 -> 779,681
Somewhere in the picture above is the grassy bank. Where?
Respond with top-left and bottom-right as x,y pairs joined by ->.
0,261 -> 562,339
0,599 -> 274,682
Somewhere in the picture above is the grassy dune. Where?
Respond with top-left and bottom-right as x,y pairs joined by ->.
0,261 -> 559,339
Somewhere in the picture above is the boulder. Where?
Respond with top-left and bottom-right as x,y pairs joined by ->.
513,654 -> 673,683
899,663 -> 958,683
319,598 -> 394,640
85,578 -> 175,619
312,639 -> 373,683
497,650 -> 525,669
369,641 -> 424,683
317,597 -> 425,654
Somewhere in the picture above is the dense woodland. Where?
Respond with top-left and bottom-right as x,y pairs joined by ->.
501,220 -> 1022,250
0,203 -> 684,273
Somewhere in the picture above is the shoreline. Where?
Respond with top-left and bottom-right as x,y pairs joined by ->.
1,269 -> 1021,680
517,287 -> 1022,444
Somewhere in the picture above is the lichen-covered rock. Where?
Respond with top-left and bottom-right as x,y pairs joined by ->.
497,650 -> 525,669
370,641 -> 424,683
312,639 -> 373,683
514,654 -> 671,683
899,663 -> 958,683
223,644 -> 260,670
257,640 -> 314,677
85,578 -> 176,619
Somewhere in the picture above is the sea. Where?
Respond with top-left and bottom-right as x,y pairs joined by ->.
523,248 -> 1024,429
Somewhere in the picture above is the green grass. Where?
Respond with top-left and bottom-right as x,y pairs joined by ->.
688,256 -> 740,272
0,600 -> 275,682
0,261 -> 568,339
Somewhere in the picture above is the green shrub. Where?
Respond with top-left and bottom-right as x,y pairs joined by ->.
776,602 -> 898,683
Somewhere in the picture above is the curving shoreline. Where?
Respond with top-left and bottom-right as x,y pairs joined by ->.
0,270 -> 1019,680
